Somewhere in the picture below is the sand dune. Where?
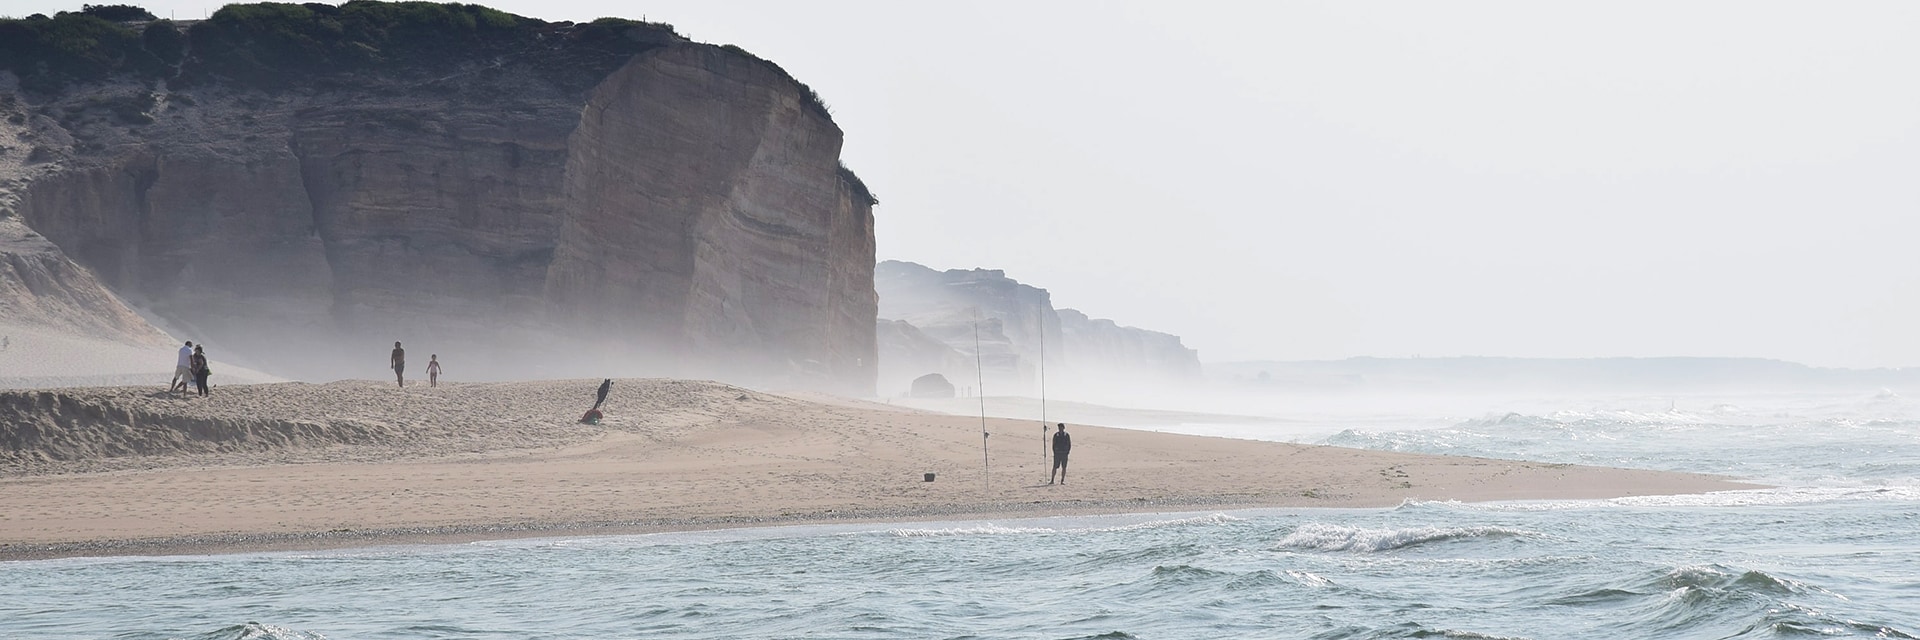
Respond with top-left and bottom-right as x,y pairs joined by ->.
0,323 -> 281,391
0,378 -> 1762,559
0,379 -> 765,470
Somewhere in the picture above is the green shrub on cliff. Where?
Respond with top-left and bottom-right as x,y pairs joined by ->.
79,4 -> 157,21
140,19 -> 184,65
185,1 -> 526,84
0,10 -> 166,91
3,1 -> 681,92
0,1 -> 846,133
839,163 -> 878,206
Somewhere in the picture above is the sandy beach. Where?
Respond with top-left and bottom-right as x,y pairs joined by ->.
0,378 -> 1762,560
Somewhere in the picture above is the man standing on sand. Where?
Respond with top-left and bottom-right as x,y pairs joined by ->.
593,378 -> 612,410
1050,423 -> 1072,485
427,354 -> 442,387
170,341 -> 194,393
390,341 -> 406,387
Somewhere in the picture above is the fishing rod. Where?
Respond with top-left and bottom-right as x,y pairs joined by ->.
1038,318 -> 1048,469
974,320 -> 990,493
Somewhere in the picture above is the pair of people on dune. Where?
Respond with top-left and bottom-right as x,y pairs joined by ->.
169,341 -> 212,397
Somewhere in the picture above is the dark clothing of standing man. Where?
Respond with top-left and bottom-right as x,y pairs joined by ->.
593,379 -> 612,410
390,342 -> 406,387
1050,423 -> 1072,484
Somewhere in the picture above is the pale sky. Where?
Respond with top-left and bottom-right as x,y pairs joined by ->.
14,1 -> 1920,367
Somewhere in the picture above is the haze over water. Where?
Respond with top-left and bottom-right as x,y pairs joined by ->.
4,388 -> 1916,639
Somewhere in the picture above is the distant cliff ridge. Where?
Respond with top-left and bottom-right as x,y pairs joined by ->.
1055,308 -> 1201,380
0,3 -> 876,392
874,260 -> 1199,396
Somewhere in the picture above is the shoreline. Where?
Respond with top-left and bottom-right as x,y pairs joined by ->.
0,489 -> 1753,562
1,380 -> 1764,561
0,498 -> 1299,561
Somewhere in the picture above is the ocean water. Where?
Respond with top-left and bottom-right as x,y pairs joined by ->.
3,391 -> 1919,639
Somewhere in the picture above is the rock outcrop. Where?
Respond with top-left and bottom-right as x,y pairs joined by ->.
909,373 -> 955,398
875,260 -> 1199,396
0,4 -> 875,392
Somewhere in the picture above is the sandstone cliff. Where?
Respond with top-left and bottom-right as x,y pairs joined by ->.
0,4 -> 876,392
874,260 -> 1199,396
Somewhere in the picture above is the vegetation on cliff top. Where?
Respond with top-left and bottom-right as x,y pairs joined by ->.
0,8 -> 174,88
1,2 -> 861,191
2,3 -> 838,121
1,1 -> 682,93
75,4 -> 156,21
189,2 -> 526,82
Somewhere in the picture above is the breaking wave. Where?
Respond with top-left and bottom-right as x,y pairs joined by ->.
886,513 -> 1240,537
184,623 -> 328,640
1275,522 -> 1536,552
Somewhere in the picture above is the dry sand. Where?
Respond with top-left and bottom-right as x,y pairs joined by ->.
0,378 -> 1762,560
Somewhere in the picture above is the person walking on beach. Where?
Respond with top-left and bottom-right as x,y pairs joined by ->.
390,341 -> 406,387
593,378 -> 612,410
1050,423 -> 1072,485
427,354 -> 442,387
190,345 -> 211,397
170,340 -> 194,393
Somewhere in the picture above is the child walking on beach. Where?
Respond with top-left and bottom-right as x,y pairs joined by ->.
427,355 -> 442,387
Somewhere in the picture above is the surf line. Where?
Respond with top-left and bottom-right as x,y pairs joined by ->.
974,320 -> 991,493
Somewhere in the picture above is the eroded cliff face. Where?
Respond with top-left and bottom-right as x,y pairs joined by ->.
874,260 -> 1198,397
547,46 -> 874,384
1054,308 -> 1202,382
0,12 -> 875,393
874,261 -> 1051,395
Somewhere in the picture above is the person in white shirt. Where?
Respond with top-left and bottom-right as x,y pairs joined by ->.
170,341 -> 194,393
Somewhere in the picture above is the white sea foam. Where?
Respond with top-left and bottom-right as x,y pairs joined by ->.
190,623 -> 328,640
1285,570 -> 1334,587
1095,513 -> 1243,532
887,513 -> 1242,537
1612,486 -> 1920,507
1403,484 -> 1920,513
1275,522 -> 1536,552
888,524 -> 1060,537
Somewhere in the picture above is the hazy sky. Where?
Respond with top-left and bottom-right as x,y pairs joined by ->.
15,2 -> 1920,367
